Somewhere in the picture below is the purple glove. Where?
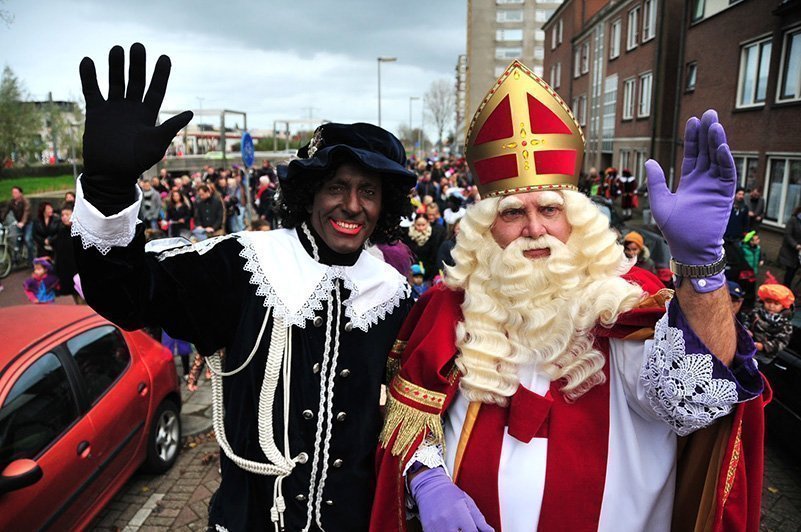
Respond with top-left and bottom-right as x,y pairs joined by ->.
645,109 -> 736,293
409,466 -> 494,532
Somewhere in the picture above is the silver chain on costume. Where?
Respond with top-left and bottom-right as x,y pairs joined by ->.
301,222 -> 320,261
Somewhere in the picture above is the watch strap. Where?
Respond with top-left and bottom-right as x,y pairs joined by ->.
669,250 -> 726,278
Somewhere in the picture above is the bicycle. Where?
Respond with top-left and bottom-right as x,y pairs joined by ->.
0,222 -> 30,279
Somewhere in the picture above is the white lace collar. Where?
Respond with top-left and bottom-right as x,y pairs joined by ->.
236,229 -> 410,331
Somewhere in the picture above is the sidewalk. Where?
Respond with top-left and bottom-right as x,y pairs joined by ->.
178,370 -> 213,437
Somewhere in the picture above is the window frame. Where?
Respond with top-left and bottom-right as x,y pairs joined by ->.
638,72 -> 653,118
627,7 -> 640,51
737,37 -> 773,109
580,41 -> 590,74
777,26 -> 801,103
574,47 -> 582,78
550,62 -> 562,89
496,9 -> 524,23
642,0 -> 657,42
685,61 -> 698,92
496,28 -> 524,42
495,46 -> 523,60
609,18 -> 622,59
0,351 -> 82,465
622,77 -> 636,120
66,325 -> 132,407
763,154 -> 801,226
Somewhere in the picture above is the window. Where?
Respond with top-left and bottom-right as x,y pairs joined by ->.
778,27 -> 801,102
535,30 -> 545,42
536,10 -> 548,22
67,326 -> 130,405
0,353 -> 79,466
573,48 -> 581,77
495,65 -> 507,78
496,47 -> 523,60
733,155 -> 759,189
691,0 -> 705,22
550,62 -> 562,88
609,19 -> 622,59
627,7 -> 640,50
552,20 -> 563,49
496,0 -> 524,3
620,150 -> 631,171
737,38 -> 772,107
579,94 -> 588,126
765,157 -> 801,224
622,78 -> 636,119
497,9 -> 524,22
686,62 -> 698,92
638,72 -> 653,117
580,41 -> 590,74
533,65 -> 544,77
534,45 -> 545,60
496,29 -> 524,41
642,0 -> 656,42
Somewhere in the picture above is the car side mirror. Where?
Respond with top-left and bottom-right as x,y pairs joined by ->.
0,459 -> 43,494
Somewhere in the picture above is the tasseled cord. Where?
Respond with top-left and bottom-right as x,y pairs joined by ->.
207,305 -> 301,531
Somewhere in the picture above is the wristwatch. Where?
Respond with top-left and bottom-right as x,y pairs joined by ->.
669,250 -> 727,278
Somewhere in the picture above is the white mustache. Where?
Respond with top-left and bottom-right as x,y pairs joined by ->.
509,234 -> 562,251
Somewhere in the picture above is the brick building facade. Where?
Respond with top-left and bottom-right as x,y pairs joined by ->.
679,0 -> 801,229
544,0 -> 681,184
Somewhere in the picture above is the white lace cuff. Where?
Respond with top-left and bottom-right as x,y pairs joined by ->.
403,442 -> 448,477
641,309 -> 738,437
71,176 -> 142,255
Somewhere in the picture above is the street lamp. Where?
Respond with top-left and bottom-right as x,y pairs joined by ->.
377,56 -> 397,127
409,96 -> 420,159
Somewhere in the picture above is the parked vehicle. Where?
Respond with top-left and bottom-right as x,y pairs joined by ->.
761,309 -> 801,451
0,305 -> 182,530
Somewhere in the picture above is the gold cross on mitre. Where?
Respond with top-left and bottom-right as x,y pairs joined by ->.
465,60 -> 586,198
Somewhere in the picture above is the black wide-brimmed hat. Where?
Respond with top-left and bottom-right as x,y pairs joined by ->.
285,122 -> 416,188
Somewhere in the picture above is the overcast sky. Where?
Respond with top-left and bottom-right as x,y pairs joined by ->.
0,0 -> 466,139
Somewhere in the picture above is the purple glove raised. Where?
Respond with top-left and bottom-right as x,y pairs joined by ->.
645,109 -> 736,293
409,466 -> 494,532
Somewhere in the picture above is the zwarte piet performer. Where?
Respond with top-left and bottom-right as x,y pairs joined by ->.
71,43 -> 415,531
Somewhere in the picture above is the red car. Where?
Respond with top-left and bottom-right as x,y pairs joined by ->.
0,305 -> 182,530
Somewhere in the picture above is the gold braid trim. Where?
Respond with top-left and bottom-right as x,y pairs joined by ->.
385,357 -> 402,385
385,339 -> 408,384
379,376 -> 446,457
722,420 -> 743,506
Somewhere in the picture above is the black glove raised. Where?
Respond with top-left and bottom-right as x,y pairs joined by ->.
80,43 -> 193,212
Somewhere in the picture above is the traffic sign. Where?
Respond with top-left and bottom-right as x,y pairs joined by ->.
241,132 -> 255,167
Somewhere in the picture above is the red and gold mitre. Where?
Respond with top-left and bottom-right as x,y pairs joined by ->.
465,60 -> 585,198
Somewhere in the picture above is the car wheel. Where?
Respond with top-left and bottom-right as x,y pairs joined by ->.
143,399 -> 181,473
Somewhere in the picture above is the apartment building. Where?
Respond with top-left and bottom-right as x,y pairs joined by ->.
465,0 -> 564,137
543,0 -> 682,183
678,0 -> 801,228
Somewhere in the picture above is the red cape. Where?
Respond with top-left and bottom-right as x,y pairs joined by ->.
370,267 -> 768,532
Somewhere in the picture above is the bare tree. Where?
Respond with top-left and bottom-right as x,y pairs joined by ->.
0,0 -> 14,26
424,79 -> 455,152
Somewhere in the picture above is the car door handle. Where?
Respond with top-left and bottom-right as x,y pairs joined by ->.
137,382 -> 149,396
77,441 -> 91,458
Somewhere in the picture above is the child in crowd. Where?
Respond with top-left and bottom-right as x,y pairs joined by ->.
728,280 -> 746,320
161,330 -> 195,379
740,230 -> 763,275
410,263 -> 428,301
23,257 -> 59,304
744,283 -> 795,365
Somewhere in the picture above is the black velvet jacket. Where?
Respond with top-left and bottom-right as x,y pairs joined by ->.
73,222 -> 412,532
